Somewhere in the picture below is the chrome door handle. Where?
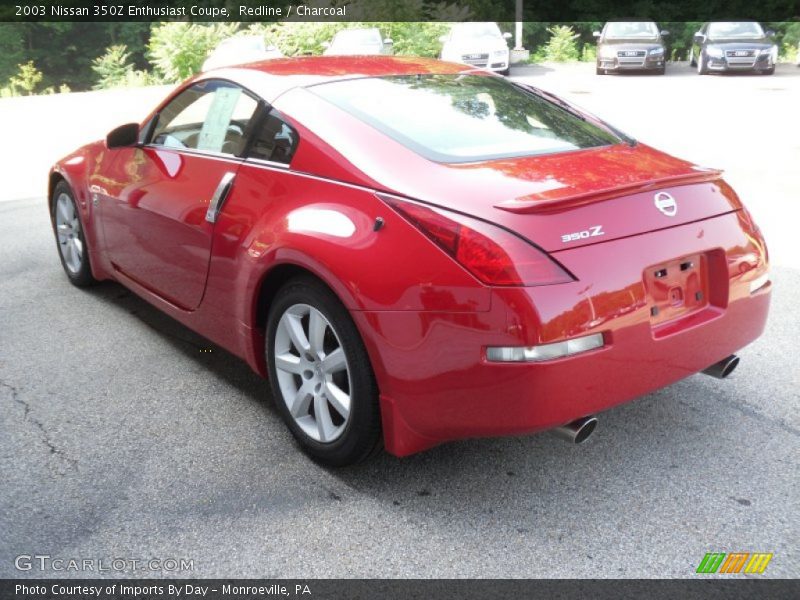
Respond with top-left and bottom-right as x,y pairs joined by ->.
205,171 -> 236,224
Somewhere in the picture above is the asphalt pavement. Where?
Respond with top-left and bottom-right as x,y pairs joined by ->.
0,62 -> 798,578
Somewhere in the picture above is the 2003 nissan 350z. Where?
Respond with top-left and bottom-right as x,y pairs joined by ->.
49,57 -> 771,465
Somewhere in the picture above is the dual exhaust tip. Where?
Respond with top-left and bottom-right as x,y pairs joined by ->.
702,354 -> 740,380
550,354 -> 740,444
551,415 -> 598,444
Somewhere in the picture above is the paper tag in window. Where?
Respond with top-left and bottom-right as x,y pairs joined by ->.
197,87 -> 242,153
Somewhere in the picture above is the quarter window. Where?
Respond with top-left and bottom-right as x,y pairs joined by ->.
150,80 -> 258,156
247,109 -> 299,165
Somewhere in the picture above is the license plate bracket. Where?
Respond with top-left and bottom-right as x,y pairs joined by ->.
645,253 -> 709,327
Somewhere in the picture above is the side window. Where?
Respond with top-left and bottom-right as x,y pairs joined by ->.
150,80 -> 258,156
247,109 -> 299,165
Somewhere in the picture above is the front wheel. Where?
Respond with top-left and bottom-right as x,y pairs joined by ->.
697,52 -> 708,75
51,181 -> 97,287
266,277 -> 381,466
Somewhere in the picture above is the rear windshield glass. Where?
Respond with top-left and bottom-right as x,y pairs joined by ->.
309,74 -> 620,163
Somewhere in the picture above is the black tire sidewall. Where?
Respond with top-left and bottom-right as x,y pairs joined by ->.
51,181 -> 96,287
266,277 -> 380,466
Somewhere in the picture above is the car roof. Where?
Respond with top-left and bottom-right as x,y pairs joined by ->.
195,56 -> 470,103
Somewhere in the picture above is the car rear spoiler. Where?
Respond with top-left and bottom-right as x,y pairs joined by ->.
494,169 -> 723,214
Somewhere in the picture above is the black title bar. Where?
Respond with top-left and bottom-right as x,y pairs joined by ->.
1,0 -> 799,22
2,579 -> 800,600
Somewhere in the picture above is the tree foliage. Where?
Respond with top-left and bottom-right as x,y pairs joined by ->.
147,22 -> 239,82
9,61 -> 43,95
540,25 -> 581,62
1,19 -> 799,94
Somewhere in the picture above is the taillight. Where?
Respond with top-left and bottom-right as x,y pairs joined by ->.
380,195 -> 574,287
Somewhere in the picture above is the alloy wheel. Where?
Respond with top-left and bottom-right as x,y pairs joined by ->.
55,193 -> 83,274
273,303 -> 352,443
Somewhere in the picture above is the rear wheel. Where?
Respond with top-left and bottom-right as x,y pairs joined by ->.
266,277 -> 381,466
689,50 -> 696,67
596,66 -> 606,75
51,181 -> 97,287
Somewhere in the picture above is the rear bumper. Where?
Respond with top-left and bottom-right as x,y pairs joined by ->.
353,211 -> 770,457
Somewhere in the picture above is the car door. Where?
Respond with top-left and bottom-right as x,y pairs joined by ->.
99,80 -> 259,310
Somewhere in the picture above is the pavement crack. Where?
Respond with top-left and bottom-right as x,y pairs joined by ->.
1,380 -> 78,472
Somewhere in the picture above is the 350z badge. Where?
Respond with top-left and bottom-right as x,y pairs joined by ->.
561,225 -> 605,243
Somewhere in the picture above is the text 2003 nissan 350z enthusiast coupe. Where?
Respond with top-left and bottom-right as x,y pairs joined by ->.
49,57 -> 771,465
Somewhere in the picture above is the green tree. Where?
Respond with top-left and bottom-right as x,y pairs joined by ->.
147,22 -> 239,83
9,61 -> 43,95
541,25 -> 580,62
92,45 -> 134,89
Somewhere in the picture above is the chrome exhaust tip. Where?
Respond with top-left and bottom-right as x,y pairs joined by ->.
702,354 -> 740,379
551,416 -> 598,444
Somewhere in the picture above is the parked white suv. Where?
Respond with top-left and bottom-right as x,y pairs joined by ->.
323,28 -> 393,56
202,36 -> 283,71
439,22 -> 512,74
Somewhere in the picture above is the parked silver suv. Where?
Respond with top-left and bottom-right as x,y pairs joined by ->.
595,21 -> 668,75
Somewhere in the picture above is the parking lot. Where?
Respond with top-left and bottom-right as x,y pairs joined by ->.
0,62 -> 798,578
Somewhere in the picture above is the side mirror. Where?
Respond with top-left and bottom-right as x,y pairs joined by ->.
106,123 -> 139,149
592,31 -> 601,38
693,33 -> 705,44
439,35 -> 448,43
765,29 -> 776,37
321,41 -> 330,49
660,30 -> 670,37
503,32 -> 512,39
383,38 -> 393,45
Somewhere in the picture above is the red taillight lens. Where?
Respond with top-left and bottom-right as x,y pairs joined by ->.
381,195 -> 574,287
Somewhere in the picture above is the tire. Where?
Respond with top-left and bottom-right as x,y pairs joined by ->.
655,66 -> 666,75
689,50 -> 696,67
763,66 -> 775,75
266,276 -> 381,466
697,52 -> 708,75
596,66 -> 605,75
51,180 -> 97,287
499,68 -> 510,76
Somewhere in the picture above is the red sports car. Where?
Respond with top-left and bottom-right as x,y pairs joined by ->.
49,56 -> 770,465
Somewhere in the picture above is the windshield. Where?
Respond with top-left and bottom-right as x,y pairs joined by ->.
451,22 -> 502,40
707,22 -> 765,39
310,74 -> 620,163
604,22 -> 659,38
333,29 -> 381,45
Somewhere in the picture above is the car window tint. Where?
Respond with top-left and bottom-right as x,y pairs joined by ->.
311,74 -> 620,163
150,80 -> 258,156
247,109 -> 299,164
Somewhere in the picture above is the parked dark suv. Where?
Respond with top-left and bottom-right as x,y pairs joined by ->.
594,21 -> 668,75
690,22 -> 777,75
